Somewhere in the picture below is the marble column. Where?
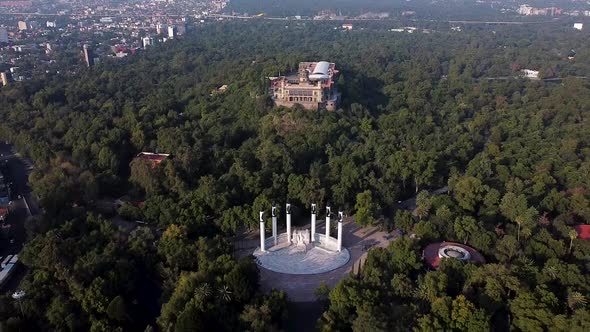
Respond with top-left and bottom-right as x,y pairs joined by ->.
325,206 -> 331,239
311,203 -> 317,242
272,204 -> 278,246
286,203 -> 292,244
337,211 -> 343,252
259,211 -> 265,252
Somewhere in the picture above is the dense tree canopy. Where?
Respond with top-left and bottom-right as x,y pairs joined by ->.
0,20 -> 589,330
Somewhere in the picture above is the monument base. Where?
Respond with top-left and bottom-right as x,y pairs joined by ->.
254,245 -> 350,275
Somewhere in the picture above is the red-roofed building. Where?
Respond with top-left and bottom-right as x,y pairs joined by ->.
423,242 -> 485,269
133,152 -> 170,168
574,225 -> 590,240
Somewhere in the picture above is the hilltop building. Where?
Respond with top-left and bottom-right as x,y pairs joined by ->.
269,61 -> 341,111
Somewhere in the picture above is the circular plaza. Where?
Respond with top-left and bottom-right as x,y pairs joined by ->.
423,241 -> 486,269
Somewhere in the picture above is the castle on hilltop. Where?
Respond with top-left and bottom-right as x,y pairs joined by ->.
269,61 -> 341,111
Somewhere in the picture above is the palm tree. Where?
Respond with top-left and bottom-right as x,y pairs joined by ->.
219,285 -> 232,302
545,265 -> 558,280
515,216 -> 524,242
195,283 -> 211,299
569,229 -> 578,253
521,227 -> 532,242
567,291 -> 587,311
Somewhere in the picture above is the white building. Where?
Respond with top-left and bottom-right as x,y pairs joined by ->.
167,25 -> 176,39
17,21 -> 27,31
1,72 -> 8,86
142,36 -> 154,48
0,27 -> 8,43
518,5 -> 533,15
574,23 -> 583,31
46,21 -> 56,28
521,69 -> 540,79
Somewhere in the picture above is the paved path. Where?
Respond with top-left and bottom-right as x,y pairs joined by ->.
396,186 -> 448,211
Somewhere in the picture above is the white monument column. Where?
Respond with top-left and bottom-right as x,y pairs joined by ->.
325,206 -> 331,239
259,211 -> 265,252
272,204 -> 278,246
286,203 -> 292,244
311,203 -> 317,242
337,211 -> 343,252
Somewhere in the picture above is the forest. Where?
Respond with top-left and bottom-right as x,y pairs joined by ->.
0,20 -> 589,331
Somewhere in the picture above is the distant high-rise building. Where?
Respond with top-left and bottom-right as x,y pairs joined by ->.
83,44 -> 94,67
0,27 -> 8,43
156,23 -> 166,35
167,25 -> 176,39
17,21 -> 27,31
1,72 -> 9,86
177,24 -> 186,35
142,36 -> 154,48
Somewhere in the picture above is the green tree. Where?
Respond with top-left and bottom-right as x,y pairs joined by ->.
354,190 -> 379,226
454,216 -> 479,244
394,210 -> 415,234
450,176 -> 488,212
106,295 -> 127,322
415,190 -> 432,220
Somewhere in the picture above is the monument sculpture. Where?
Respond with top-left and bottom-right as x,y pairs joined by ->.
259,210 -> 265,252
286,203 -> 292,244
272,203 -> 278,246
254,202 -> 349,274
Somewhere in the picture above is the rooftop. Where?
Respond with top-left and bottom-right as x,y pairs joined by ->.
134,152 -> 170,167
423,241 -> 485,269
574,225 -> 590,240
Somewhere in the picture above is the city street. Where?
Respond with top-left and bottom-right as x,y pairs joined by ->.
0,142 -> 37,291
